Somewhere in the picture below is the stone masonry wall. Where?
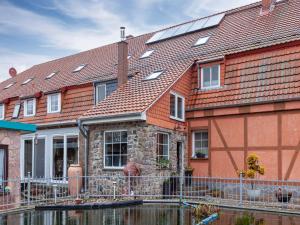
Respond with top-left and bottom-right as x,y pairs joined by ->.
0,129 -> 21,208
86,121 -> 187,196
88,121 -> 187,177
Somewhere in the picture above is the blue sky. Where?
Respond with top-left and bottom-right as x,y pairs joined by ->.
0,0 -> 257,82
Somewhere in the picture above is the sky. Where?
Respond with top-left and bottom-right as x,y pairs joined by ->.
0,0 -> 258,82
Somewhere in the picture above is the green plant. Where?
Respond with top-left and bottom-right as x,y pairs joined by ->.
4,186 -> 10,193
157,158 -> 170,169
192,204 -> 220,223
235,213 -> 265,225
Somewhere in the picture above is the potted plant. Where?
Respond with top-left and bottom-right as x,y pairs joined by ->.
157,158 -> 170,169
238,153 -> 265,200
275,188 -> 292,203
185,166 -> 194,186
195,150 -> 206,159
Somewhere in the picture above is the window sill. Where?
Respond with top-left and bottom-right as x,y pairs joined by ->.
190,157 -> 209,161
170,116 -> 185,122
103,167 -> 124,171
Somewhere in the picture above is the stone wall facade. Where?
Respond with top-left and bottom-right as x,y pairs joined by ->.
0,129 -> 21,208
87,121 -> 187,177
85,121 -> 187,196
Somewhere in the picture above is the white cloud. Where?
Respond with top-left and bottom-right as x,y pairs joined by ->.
0,48 -> 52,82
185,0 -> 258,18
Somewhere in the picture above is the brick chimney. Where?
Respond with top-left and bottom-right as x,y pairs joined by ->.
117,27 -> 128,87
261,0 -> 276,14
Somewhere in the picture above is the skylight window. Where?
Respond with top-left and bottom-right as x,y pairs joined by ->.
73,64 -> 86,73
46,71 -> 58,79
4,83 -> 14,89
144,71 -> 163,80
22,78 -> 33,85
194,36 -> 210,46
140,50 -> 154,59
127,55 -> 132,59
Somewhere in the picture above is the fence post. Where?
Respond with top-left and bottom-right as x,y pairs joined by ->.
113,181 -> 116,200
239,172 -> 243,205
76,175 -> 79,199
128,172 -> 131,197
53,184 -> 57,204
27,172 -> 31,205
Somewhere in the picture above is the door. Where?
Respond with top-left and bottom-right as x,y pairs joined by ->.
177,142 -> 184,174
34,138 -> 45,178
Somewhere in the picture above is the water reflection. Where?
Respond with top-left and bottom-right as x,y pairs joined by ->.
0,205 -> 299,225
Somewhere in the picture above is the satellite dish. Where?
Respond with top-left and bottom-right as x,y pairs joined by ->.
9,67 -> 17,77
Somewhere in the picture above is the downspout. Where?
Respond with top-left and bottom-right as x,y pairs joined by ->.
78,119 -> 89,191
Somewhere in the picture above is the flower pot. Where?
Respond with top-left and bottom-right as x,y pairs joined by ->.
68,164 -> 83,196
185,170 -> 193,186
247,189 -> 261,200
276,189 -> 292,203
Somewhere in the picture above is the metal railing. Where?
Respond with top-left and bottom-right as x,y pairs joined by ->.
1,174 -> 300,212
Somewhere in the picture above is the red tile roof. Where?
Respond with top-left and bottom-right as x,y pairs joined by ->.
1,0 -> 299,121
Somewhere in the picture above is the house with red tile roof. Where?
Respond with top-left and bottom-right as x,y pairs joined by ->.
0,0 -> 300,184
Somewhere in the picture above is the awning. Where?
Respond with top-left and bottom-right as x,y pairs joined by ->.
0,120 -> 36,133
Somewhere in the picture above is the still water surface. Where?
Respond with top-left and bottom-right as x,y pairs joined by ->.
0,205 -> 299,225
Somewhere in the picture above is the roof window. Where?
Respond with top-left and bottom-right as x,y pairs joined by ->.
194,36 -> 210,46
22,78 -> 33,85
140,50 -> 154,59
4,83 -> 15,89
73,64 -> 86,73
144,71 -> 163,80
46,71 -> 58,79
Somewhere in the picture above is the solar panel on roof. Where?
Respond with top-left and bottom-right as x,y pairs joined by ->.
146,31 -> 165,44
146,13 -> 225,44
188,18 -> 208,33
204,13 -> 225,29
172,22 -> 194,36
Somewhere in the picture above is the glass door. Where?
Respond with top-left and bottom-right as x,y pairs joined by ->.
34,138 -> 46,178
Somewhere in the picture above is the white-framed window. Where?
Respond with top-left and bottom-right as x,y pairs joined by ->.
0,104 -> 4,120
52,135 -> 79,180
200,64 -> 220,89
95,84 -> 106,104
22,137 -> 46,178
104,131 -> 128,169
157,133 -> 169,161
170,92 -> 185,121
12,104 -> 21,118
47,93 -> 61,113
192,130 -> 209,159
24,98 -> 36,117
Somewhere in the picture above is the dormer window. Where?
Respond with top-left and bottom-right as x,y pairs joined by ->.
73,64 -> 86,73
47,93 -> 61,113
24,98 -> 36,117
144,71 -> 163,80
0,104 -> 4,120
95,81 -> 117,104
194,36 -> 210,46
22,78 -> 33,85
200,65 -> 220,89
46,71 -> 58,79
140,50 -> 154,59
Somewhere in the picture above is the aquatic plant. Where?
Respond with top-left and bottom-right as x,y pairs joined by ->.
235,213 -> 265,225
192,204 -> 220,223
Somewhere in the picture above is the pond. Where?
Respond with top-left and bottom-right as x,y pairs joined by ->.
0,204 -> 299,225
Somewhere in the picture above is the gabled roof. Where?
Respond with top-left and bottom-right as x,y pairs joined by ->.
1,0 -> 299,122
81,0 -> 300,120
